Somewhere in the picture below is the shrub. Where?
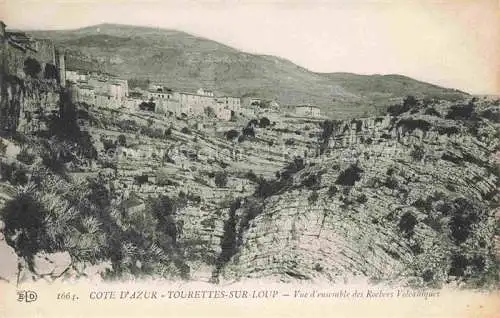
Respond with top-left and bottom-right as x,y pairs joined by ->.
285,139 -> 295,146
280,157 -> 305,179
204,107 -> 216,118
410,145 -> 425,161
237,135 -> 246,143
480,108 -> 500,123
134,174 -> 149,185
245,170 -> 259,183
142,127 -> 164,139
404,95 -> 419,108
214,171 -> 228,188
328,185 -> 338,197
446,103 -> 475,120
449,198 -> 479,244
12,169 -> 28,185
422,269 -> 435,282
302,173 -> 321,189
24,57 -> 41,78
398,212 -> 418,236
247,119 -> 258,128
441,153 -> 461,165
139,102 -> 156,112
41,151 -> 67,176
424,107 -> 441,117
181,127 -> 191,135
225,129 -> 239,140
255,177 -> 286,198
1,193 -> 50,260
356,194 -> 368,203
164,127 -> 172,137
0,139 -> 7,155
101,138 -> 116,152
117,134 -> 127,147
384,176 -> 399,189
321,120 -> 336,140
396,118 -> 432,133
308,191 -> 319,204
17,148 -> 36,165
436,125 -> 461,135
448,254 -> 468,277
335,164 -> 363,186
242,127 -> 255,138
259,117 -> 271,128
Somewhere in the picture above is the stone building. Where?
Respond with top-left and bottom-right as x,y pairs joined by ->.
197,88 -> 215,97
214,100 -> 231,120
68,72 -> 128,108
242,97 -> 261,108
66,70 -> 88,83
216,96 -> 241,112
295,105 -> 321,117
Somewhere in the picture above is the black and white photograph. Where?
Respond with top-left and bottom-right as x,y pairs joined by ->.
0,0 -> 499,317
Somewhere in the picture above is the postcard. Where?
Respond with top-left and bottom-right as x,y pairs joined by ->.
0,0 -> 499,317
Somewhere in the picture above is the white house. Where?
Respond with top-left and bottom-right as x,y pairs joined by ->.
295,105 -> 321,117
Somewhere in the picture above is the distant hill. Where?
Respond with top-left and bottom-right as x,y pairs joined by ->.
27,23 -> 468,118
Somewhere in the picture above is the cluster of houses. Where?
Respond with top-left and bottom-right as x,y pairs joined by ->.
67,70 -> 245,120
65,65 -> 322,121
1,19 -> 322,129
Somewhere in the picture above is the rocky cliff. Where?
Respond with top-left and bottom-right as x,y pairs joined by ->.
0,85 -> 498,288
217,99 -> 500,287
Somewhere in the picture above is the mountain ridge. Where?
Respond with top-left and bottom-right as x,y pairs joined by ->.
25,23 -> 468,118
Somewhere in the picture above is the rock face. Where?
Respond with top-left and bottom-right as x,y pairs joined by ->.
218,102 -> 500,287
0,63 -> 497,288
32,251 -> 72,278
0,234 -> 18,283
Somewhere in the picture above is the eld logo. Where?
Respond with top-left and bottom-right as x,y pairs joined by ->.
17,290 -> 38,303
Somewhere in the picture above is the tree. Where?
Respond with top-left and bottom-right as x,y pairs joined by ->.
248,119 -> 259,127
24,57 -> 41,78
259,117 -> 271,128
225,129 -> 239,141
336,164 -> 364,186
214,171 -> 228,188
0,139 -> 7,155
399,212 -> 418,236
139,102 -> 155,112
204,107 -> 216,118
242,127 -> 255,138
117,134 -> 127,147
1,193 -> 49,260
403,95 -> 418,109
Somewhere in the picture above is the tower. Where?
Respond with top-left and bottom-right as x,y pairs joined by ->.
0,21 -> 6,39
57,49 -> 66,87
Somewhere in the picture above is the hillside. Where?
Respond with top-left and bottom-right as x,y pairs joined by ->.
2,23 -> 497,289
0,68 -> 499,286
26,23 -> 467,118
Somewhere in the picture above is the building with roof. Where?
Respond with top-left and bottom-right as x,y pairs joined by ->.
295,105 -> 321,117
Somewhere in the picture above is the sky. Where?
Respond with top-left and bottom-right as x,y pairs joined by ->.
1,0 -> 499,94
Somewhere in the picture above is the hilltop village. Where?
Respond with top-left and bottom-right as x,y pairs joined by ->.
1,20 -> 322,133
66,69 -> 323,121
